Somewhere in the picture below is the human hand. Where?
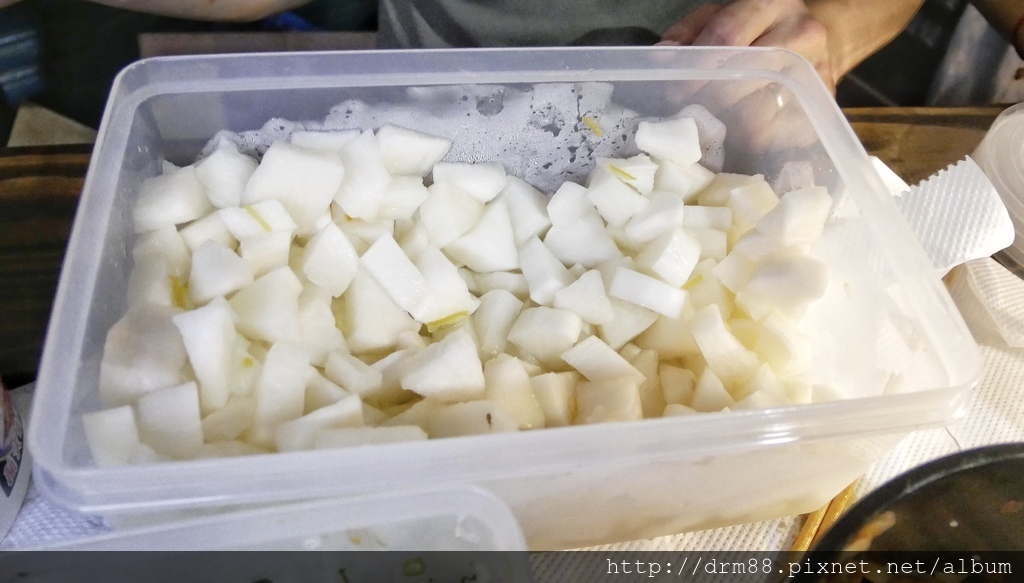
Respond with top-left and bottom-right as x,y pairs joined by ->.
661,0 -> 835,93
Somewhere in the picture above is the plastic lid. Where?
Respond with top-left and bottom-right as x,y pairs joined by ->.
973,102 -> 1024,270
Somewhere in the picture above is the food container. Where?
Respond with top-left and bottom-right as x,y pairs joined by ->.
973,102 -> 1024,271
3,486 -> 531,580
28,47 -> 982,549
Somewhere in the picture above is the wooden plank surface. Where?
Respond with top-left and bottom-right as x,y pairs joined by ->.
0,107 -> 1009,382
0,144 -> 92,386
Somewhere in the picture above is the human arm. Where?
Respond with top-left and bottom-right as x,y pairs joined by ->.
70,0 -> 308,22
661,0 -> 925,91
971,0 -> 1024,57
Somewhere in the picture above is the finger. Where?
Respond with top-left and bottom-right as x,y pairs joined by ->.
751,16 -> 834,90
693,0 -> 803,47
661,4 -> 725,45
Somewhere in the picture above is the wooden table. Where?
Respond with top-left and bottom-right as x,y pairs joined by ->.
0,106 -> 1009,386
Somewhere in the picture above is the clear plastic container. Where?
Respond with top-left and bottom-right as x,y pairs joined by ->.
28,48 -> 982,550
973,102 -> 1024,270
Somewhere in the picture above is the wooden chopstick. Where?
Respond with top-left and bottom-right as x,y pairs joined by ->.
791,481 -> 859,552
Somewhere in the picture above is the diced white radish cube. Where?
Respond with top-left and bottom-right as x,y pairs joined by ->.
396,217 -> 432,262
297,294 -> 346,367
242,141 -> 345,235
608,267 -> 686,319
275,394 -> 364,452
239,231 -> 292,278
83,406 -> 141,467
618,343 -> 643,361
654,160 -> 715,203
178,213 -> 235,254
314,425 -> 428,449
377,176 -> 430,220
250,343 -> 310,447
229,267 -> 303,344
553,270 -> 614,325
343,269 -> 420,354
660,364 -> 696,406
195,441 -> 266,459
530,371 -> 578,427
560,336 -> 645,385
201,396 -> 256,442
690,369 -> 734,412
596,155 -> 658,195
781,377 -> 813,405
473,289 -> 524,359
687,259 -> 734,318
172,297 -> 236,413
367,349 -> 420,407
754,186 -> 832,246
624,191 -> 685,246
300,222 -> 359,297
635,117 -> 702,166
754,312 -> 813,376
325,350 -> 384,397
136,382 -> 204,459
432,161 -> 507,203
771,159 -> 817,193
681,205 -> 732,231
99,306 -> 188,408
133,225 -> 190,279
690,228 -> 727,262
629,349 -> 664,418
711,251 -> 755,294
696,172 -> 763,207
635,227 -> 701,288
508,307 -> 583,368
678,104 -> 727,171
736,251 -> 829,319
575,377 -> 643,424
483,355 -> 545,429
732,363 -> 783,402
663,404 -> 698,416
399,328 -> 485,401
518,236 -> 572,306
134,165 -> 212,233
472,270 -> 530,300
360,233 -> 427,315
587,168 -> 650,227
689,304 -> 760,385
187,240 -> 253,305
375,124 -> 452,176
544,211 -> 621,268
411,247 -> 479,325
127,260 -> 179,309
733,386 -> 789,411
382,398 -> 438,430
500,177 -> 552,246
417,182 -> 485,248
195,141 -> 257,209
305,370 -> 351,413
445,197 -> 520,272
729,317 -> 760,349
727,178 -> 779,239
636,308 -> 700,359
334,130 -> 392,221
218,200 -> 298,240
426,400 -> 519,438
597,297 -> 658,350
547,182 -> 592,224
731,230 -> 786,262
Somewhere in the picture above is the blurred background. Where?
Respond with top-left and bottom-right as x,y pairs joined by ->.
0,0 -> 1021,147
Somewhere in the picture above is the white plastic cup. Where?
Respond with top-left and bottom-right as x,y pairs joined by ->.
0,388 -> 30,543
973,102 -> 1024,270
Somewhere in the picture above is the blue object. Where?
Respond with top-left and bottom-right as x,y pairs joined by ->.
0,9 -> 42,106
262,11 -> 322,32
